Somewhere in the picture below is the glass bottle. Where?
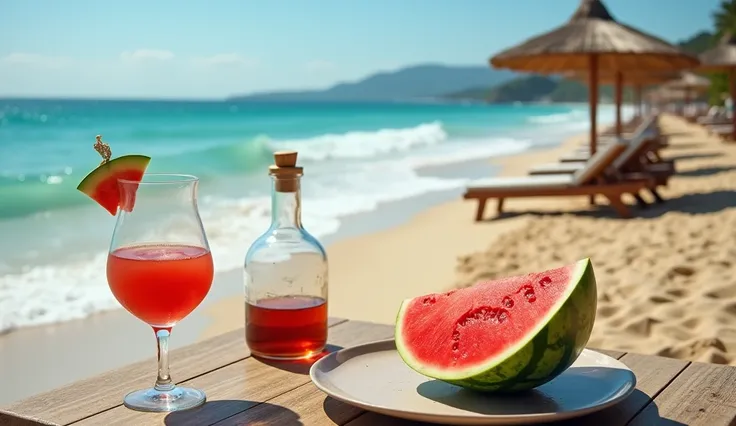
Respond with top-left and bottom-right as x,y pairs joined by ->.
244,150 -> 328,360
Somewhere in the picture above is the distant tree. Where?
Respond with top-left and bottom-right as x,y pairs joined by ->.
707,0 -> 736,104
714,0 -> 736,34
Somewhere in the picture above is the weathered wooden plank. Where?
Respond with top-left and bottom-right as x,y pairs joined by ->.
343,350 -> 634,426
629,361 -> 736,426
216,383 -> 363,426
347,413 -> 425,426
232,347 -> 630,426
552,352 -> 690,426
0,411 -> 59,426
0,317 -> 348,425
78,320 -> 394,426
590,348 -> 626,359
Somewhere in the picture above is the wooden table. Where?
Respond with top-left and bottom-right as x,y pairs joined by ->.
2,318 -> 736,425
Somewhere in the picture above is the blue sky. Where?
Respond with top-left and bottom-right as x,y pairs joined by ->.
0,0 -> 720,99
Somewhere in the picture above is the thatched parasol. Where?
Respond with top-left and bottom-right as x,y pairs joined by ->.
491,0 -> 699,154
660,72 -> 711,91
658,72 -> 710,115
567,71 -> 678,116
699,32 -> 736,139
646,87 -> 691,103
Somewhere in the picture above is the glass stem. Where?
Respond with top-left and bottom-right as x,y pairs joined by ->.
154,327 -> 174,392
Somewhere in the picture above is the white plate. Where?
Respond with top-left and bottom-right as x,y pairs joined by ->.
310,339 -> 636,425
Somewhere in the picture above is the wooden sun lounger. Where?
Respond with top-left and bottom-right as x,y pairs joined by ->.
599,116 -> 643,136
697,115 -> 731,126
569,115 -> 663,160
705,124 -> 736,141
463,142 -> 656,220
530,133 -> 674,205
535,132 -> 674,176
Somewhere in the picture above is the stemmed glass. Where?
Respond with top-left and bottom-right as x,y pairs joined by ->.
106,173 -> 214,412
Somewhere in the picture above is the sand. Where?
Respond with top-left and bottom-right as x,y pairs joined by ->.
205,114 -> 736,367
455,115 -> 736,366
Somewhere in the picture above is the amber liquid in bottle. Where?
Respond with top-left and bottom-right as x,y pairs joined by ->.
245,296 -> 327,358
244,151 -> 328,360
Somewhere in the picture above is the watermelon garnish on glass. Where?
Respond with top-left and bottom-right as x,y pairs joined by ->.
76,135 -> 151,215
395,259 -> 597,393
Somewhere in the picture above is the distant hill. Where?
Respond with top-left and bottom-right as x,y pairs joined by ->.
443,76 -> 633,103
445,76 -> 559,103
230,31 -> 717,104
227,64 -> 519,102
677,31 -> 714,55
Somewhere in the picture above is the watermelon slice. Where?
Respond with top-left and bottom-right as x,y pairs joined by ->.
77,155 -> 151,215
395,258 -> 597,393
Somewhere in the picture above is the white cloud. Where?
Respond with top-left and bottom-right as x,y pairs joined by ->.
191,53 -> 259,69
0,53 -> 72,68
119,49 -> 175,63
304,59 -> 336,73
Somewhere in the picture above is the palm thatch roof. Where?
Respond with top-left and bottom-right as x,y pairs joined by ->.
699,32 -> 736,71
660,72 -> 711,91
490,0 -> 699,73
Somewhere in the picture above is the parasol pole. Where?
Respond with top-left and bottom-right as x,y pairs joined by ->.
589,54 -> 599,155
614,71 -> 623,136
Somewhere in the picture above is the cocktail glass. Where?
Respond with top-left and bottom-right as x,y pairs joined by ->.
106,173 -> 214,412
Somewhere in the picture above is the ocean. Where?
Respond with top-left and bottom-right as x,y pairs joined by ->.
0,99 -> 632,333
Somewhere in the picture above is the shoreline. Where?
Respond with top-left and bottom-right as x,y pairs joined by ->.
0,124 -> 597,406
199,133 -> 586,336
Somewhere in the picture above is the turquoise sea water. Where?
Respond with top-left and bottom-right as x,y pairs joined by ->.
0,98 -> 631,332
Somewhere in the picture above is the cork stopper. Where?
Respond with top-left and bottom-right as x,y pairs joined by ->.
269,151 -> 303,192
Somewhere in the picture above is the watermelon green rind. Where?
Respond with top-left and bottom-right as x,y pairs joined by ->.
76,155 -> 151,192
395,258 -> 596,391
76,155 -> 151,215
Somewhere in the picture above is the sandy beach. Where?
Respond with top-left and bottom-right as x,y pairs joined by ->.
204,114 -> 736,367
3,113 -> 735,407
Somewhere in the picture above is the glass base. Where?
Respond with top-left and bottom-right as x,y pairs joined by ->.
123,386 -> 206,412
251,345 -> 326,361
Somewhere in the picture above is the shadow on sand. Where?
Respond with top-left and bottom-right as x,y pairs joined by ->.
676,166 -> 736,178
661,131 -> 697,138
485,190 -> 736,222
164,400 -> 303,426
664,152 -> 724,162
662,141 -> 709,150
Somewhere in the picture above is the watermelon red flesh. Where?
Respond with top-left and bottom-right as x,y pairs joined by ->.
77,155 -> 151,216
403,267 -> 571,372
395,258 -> 596,392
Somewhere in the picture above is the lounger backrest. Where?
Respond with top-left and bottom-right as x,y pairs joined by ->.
610,114 -> 659,167
630,114 -> 658,139
613,132 -> 650,169
572,141 -> 628,185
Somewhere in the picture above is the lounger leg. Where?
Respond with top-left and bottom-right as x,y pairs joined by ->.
497,198 -> 505,215
650,188 -> 665,203
588,195 -> 595,205
475,199 -> 487,222
633,193 -> 649,208
603,194 -> 632,218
